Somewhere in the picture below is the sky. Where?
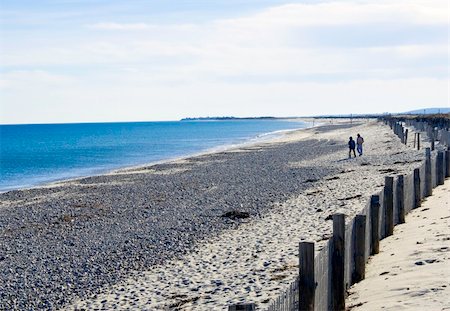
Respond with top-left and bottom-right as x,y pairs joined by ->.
0,0 -> 448,124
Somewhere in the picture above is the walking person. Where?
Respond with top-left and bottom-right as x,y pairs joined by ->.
356,133 -> 364,156
348,136 -> 356,158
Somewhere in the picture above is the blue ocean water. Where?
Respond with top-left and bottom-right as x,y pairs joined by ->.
0,120 -> 309,192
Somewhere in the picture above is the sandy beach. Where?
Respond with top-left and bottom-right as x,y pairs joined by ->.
0,120 -> 432,310
346,180 -> 450,311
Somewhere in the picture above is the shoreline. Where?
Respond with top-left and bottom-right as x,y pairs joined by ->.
0,120 -> 314,194
65,119 -> 426,310
0,119 -> 418,310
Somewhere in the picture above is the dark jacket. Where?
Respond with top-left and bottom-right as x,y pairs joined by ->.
349,139 -> 356,149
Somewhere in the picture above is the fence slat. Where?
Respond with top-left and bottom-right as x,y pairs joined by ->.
384,176 -> 394,237
425,148 -> 432,197
437,151 -> 444,185
331,214 -> 345,311
370,195 -> 380,255
352,215 -> 366,284
299,242 -> 315,311
446,149 -> 450,178
417,132 -> 420,150
431,128 -> 435,150
414,168 -> 421,208
396,175 -> 405,224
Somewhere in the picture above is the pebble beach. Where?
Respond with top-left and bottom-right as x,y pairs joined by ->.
0,120 -> 428,310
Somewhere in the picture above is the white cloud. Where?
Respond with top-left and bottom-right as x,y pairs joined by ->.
0,0 -> 448,123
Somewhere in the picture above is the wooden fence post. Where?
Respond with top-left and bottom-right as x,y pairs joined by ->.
352,215 -> 366,285
331,214 -> 345,311
417,133 -> 420,150
425,148 -> 432,197
414,168 -> 421,208
437,151 -> 444,185
404,129 -> 408,145
396,175 -> 405,224
299,242 -> 315,311
431,129 -> 435,151
384,176 -> 394,237
228,304 -> 255,311
401,126 -> 405,143
370,195 -> 380,255
413,133 -> 416,149
446,149 -> 450,178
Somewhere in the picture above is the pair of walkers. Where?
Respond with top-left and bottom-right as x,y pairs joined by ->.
348,134 -> 364,158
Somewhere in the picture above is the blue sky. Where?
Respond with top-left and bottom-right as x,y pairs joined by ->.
0,0 -> 448,124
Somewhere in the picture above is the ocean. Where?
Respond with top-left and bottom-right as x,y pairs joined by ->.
0,119 -> 310,192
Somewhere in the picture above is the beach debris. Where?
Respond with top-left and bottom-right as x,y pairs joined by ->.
378,168 -> 397,174
325,176 -> 340,181
338,194 -> 362,201
270,274 -> 288,281
393,161 -> 408,164
306,190 -> 322,196
221,211 -> 250,219
339,169 -> 355,174
303,178 -> 319,183
347,302 -> 366,310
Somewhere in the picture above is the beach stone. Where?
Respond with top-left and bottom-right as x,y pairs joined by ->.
0,122 -> 425,310
221,211 -> 250,219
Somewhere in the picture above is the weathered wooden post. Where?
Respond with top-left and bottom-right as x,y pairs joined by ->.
431,128 -> 435,151
401,125 -> 405,143
370,195 -> 380,255
414,168 -> 421,208
437,151 -> 444,185
446,148 -> 450,178
404,129 -> 408,145
299,242 -> 315,311
425,148 -> 432,197
396,175 -> 405,224
352,215 -> 366,285
417,132 -> 420,150
384,176 -> 394,237
331,214 -> 345,311
228,304 -> 255,311
413,133 -> 416,148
